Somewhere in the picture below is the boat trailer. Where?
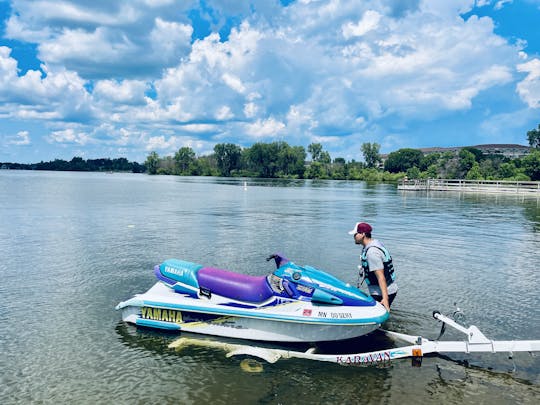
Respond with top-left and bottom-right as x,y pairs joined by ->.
169,311 -> 540,366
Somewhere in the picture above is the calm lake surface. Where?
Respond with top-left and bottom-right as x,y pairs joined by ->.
1,170 -> 539,404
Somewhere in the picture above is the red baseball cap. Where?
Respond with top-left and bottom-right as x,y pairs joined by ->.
348,222 -> 373,235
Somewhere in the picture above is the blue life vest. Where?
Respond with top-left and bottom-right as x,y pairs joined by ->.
361,241 -> 395,286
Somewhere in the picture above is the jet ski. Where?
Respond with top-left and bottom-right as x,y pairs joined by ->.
116,254 -> 389,342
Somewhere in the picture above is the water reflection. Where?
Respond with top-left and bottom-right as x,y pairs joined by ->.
115,322 -> 393,404
423,361 -> 538,404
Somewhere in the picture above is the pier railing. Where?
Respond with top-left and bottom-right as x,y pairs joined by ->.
398,179 -> 540,194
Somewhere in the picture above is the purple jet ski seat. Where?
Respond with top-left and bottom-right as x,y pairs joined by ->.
197,267 -> 274,303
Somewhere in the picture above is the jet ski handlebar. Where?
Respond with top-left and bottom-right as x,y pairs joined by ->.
266,253 -> 290,268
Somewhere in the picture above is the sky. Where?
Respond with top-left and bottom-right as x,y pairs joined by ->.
0,0 -> 539,164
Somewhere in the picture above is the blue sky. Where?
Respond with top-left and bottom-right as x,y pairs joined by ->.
0,0 -> 539,164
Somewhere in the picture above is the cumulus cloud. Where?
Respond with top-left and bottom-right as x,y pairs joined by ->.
6,1 -> 193,79
494,0 -> 513,11
93,79 -> 148,104
244,117 -> 286,138
146,135 -> 177,151
47,128 -> 90,145
222,73 -> 246,94
144,132 -> 213,155
342,10 -> 382,39
8,131 -> 32,145
0,47 -> 92,122
516,59 -> 540,108
243,102 -> 258,118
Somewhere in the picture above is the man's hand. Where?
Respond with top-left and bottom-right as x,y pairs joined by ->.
374,269 -> 390,312
380,297 -> 390,312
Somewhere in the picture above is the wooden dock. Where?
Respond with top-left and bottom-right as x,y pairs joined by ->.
398,179 -> 540,194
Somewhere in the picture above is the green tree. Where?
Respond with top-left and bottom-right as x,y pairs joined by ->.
244,142 -> 281,178
461,146 -> 484,162
174,147 -> 195,175
197,155 -> 219,176
158,156 -> 175,175
498,162 -> 517,179
479,154 -> 508,179
70,156 -> 87,171
361,142 -> 381,168
521,150 -> 540,180
458,149 -> 476,174
277,144 -> 306,178
384,148 -> 424,173
305,143 -> 331,178
406,166 -> 421,179
332,157 -> 346,179
466,162 -> 483,180
319,150 -> 331,164
145,151 -> 160,175
112,157 -> 131,171
214,143 -> 242,176
424,164 -> 439,179
527,124 -> 540,148
419,153 -> 440,171
308,143 -> 323,161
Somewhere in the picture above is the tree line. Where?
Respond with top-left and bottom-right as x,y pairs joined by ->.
144,141 -> 403,182
3,124 -> 539,181
0,157 -> 145,173
144,124 -> 540,181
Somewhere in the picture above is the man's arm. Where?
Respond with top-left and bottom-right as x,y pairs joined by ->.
374,269 -> 390,312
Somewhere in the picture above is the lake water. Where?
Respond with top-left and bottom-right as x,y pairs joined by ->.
0,170 -> 539,404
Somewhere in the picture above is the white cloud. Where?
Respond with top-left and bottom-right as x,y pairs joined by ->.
516,58 -> 540,108
182,124 -> 217,133
8,131 -> 31,145
286,105 -> 317,131
494,0 -> 513,11
342,10 -> 382,39
420,0 -> 476,16
243,102 -> 258,118
149,18 -> 193,61
476,105 -> 540,147
7,2 -> 193,79
475,0 -> 491,7
39,27 -> 135,65
26,1 -> 139,26
245,117 -> 286,138
311,134 -> 341,144
222,73 -> 246,94
216,106 -> 234,120
0,47 -> 92,122
0,46 -> 19,84
146,135 -> 176,151
142,0 -> 177,7
144,133 -> 213,155
4,15 -> 53,43
48,128 -> 90,145
93,80 -> 148,104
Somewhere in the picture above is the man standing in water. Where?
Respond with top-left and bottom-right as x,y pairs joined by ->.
349,222 -> 397,312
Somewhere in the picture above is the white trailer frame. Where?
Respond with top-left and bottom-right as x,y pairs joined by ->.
169,311 -> 540,366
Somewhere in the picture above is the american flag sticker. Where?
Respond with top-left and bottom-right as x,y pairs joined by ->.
303,309 -> 312,316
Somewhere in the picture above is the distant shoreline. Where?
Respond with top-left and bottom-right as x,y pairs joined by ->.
0,157 -> 144,173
